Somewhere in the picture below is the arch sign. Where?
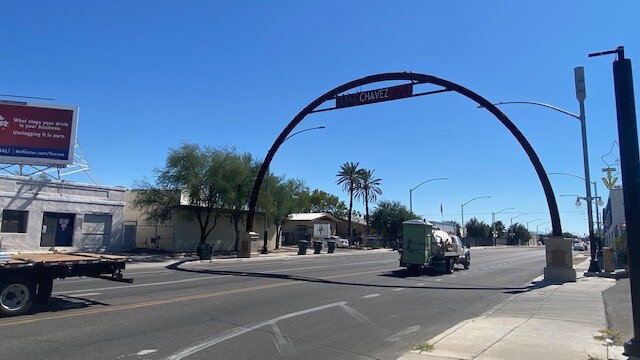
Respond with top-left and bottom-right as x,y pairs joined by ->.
245,72 -> 561,238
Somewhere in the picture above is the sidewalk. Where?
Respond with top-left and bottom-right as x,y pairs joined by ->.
399,259 -> 635,360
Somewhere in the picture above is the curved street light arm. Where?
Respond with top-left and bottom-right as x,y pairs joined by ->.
462,195 -> 491,207
411,177 -> 448,192
284,125 -> 326,141
481,101 -> 580,120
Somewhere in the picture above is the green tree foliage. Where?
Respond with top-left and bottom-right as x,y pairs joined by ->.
298,189 -> 348,219
132,144 -> 234,248
465,217 -> 490,237
613,233 -> 628,269
370,200 -> 417,239
507,223 -> 531,244
264,176 -> 307,249
336,162 -> 361,239
493,220 -> 506,238
356,169 -> 382,235
223,152 -> 260,251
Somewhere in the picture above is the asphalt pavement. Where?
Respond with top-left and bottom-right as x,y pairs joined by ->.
0,247 -> 551,359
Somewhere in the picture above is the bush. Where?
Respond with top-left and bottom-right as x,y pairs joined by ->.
613,233 -> 628,269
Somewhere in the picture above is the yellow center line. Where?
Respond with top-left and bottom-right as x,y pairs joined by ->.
0,267 -> 398,327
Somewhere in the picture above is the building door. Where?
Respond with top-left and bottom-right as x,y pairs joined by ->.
41,212 -> 75,247
123,221 -> 137,250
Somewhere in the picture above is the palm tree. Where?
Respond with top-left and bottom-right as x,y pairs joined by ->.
356,169 -> 382,235
336,162 -> 361,241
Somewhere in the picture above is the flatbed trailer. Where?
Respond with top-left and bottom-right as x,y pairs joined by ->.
0,252 -> 132,317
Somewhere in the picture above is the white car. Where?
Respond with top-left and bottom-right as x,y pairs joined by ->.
573,241 -> 587,251
326,236 -> 349,248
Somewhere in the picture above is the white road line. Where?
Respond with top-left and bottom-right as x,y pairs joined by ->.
166,302 -> 347,360
65,292 -> 101,297
392,288 -> 404,292
54,259 -> 395,295
362,294 -> 380,299
416,283 -> 425,286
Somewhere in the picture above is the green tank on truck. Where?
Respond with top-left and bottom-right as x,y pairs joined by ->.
399,219 -> 470,274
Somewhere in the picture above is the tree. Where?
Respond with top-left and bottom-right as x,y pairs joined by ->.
355,169 -> 382,235
298,189 -> 348,219
370,200 -> 417,239
493,220 -> 506,238
223,151 -> 260,252
336,162 -> 361,239
265,176 -> 307,249
465,217 -> 490,237
132,144 -> 232,250
508,223 -> 531,245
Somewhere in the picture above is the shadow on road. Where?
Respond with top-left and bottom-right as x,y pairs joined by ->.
164,260 -> 535,293
28,295 -> 110,316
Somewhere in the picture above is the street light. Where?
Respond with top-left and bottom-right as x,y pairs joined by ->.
461,196 -> 491,238
509,213 -> 528,243
492,207 -> 514,246
262,125 -> 326,254
527,218 -> 542,233
409,177 -> 448,214
486,67 -> 600,272
536,221 -> 550,235
549,172 -> 605,259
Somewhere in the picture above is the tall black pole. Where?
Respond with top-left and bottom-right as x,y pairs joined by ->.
610,48 -> 640,357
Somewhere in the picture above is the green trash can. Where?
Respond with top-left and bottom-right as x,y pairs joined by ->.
198,242 -> 213,260
313,240 -> 323,254
326,240 -> 336,253
297,241 -> 308,255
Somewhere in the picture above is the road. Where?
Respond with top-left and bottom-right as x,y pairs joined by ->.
0,247 -> 545,360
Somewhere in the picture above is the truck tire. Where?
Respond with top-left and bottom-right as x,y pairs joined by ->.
0,277 -> 35,317
447,259 -> 455,274
35,278 -> 54,304
464,255 -> 470,270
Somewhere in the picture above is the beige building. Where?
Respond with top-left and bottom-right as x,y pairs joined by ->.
0,174 -> 126,252
280,213 -> 342,245
124,190 -> 276,253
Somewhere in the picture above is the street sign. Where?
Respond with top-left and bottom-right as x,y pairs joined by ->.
574,67 -> 586,101
335,83 -> 413,109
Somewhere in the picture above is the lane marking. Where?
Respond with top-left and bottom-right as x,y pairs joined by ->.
166,301 -> 347,360
67,292 -> 101,297
392,288 -> 404,292
54,259 -> 395,295
0,268 -> 397,327
362,294 -> 380,299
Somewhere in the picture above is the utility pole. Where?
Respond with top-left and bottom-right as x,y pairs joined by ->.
589,45 -> 640,357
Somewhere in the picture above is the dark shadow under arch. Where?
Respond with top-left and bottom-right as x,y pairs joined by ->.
246,72 -> 561,237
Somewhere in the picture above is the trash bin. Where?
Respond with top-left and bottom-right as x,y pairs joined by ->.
313,240 -> 323,254
326,240 -> 336,253
297,240 -> 308,255
198,242 -> 213,260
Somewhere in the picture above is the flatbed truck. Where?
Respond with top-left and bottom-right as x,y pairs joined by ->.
0,252 -> 132,317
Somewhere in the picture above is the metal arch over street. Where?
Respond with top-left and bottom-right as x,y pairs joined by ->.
245,72 -> 562,237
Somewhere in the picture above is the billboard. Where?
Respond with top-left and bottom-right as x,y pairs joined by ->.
0,101 -> 78,166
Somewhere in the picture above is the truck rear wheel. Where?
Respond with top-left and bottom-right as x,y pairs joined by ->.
0,277 -> 35,317
447,259 -> 455,274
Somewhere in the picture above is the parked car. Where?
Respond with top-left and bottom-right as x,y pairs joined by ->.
573,240 -> 587,251
326,236 -> 349,248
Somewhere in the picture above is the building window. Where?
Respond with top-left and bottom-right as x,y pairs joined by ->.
1,210 -> 28,233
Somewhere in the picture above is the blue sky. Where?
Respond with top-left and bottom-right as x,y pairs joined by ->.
2,1 -> 639,236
